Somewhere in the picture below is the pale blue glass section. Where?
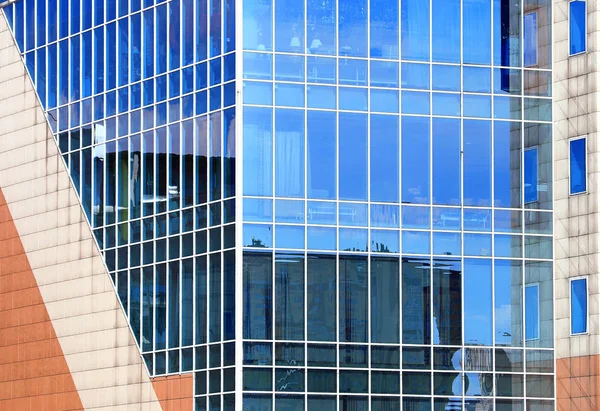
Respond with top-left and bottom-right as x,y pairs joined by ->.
401,0 -> 430,61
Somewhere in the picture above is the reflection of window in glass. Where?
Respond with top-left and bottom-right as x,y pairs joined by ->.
569,0 -> 586,55
569,137 -> 587,194
571,278 -> 587,334
525,284 -> 539,341
523,12 -> 537,66
524,147 -> 538,203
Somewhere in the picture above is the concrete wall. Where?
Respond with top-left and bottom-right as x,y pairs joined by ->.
554,0 -> 600,409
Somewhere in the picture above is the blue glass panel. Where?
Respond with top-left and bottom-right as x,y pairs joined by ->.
432,208 -> 459,231
463,66 -> 491,93
36,49 -> 46,109
307,227 -> 336,250
494,261 -> 522,346
494,96 -> 522,120
244,198 -> 273,222
276,200 -> 304,223
339,113 -> 367,201
275,83 -> 305,107
524,12 -> 538,66
432,94 -> 460,117
371,230 -> 399,253
307,86 -> 336,109
432,0 -> 460,62
59,40 -> 68,106
464,259 -> 493,345
432,65 -> 460,91
463,94 -> 491,118
493,0 -> 521,67
276,226 -> 305,249
525,284 -> 539,340
494,121 -> 522,208
14,1 -> 24,51
569,138 -> 586,194
156,4 -> 167,74
402,258 -> 430,344
401,0 -> 430,61
308,57 -> 336,84
524,147 -> 539,202
169,0 -> 181,70
339,87 -> 368,111
143,10 -> 154,79
340,203 -> 368,227
433,232 -> 461,256
370,115 -> 399,202
307,254 -> 337,341
339,256 -> 368,342
401,91 -> 429,115
402,206 -> 430,229
243,107 -> 272,196
25,0 -> 34,50
432,118 -> 460,205
339,0 -> 367,57
275,109 -> 304,197
464,120 -> 491,206
571,278 -> 587,334
196,0 -> 208,60
243,253 -> 273,340
462,233 -> 491,257
494,234 -> 522,258
570,1 -> 586,55
370,61 -> 399,88
401,116 -> 429,204
432,259 -> 462,345
275,0 -> 304,53
339,59 -> 367,86
494,68 -> 522,95
402,231 -> 430,255
370,0 -> 399,59
463,0 -> 491,64
401,63 -> 429,90
82,32 -> 92,99
371,204 -> 399,228
306,111 -> 336,199
275,54 -> 304,82
59,0 -> 68,39
36,0 -> 46,47
244,82 -> 273,105
339,229 -> 368,252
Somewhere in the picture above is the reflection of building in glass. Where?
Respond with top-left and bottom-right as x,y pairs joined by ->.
0,0 -> 563,408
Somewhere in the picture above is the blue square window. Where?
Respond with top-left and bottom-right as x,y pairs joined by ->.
570,138 -> 587,194
571,278 -> 587,334
524,147 -> 538,203
525,284 -> 539,341
570,1 -> 586,55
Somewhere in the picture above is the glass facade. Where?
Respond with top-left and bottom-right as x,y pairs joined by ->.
5,0 -> 555,409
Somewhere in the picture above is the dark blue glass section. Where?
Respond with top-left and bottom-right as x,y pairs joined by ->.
156,4 -> 167,74
371,257 -> 399,343
570,1 -> 586,55
339,256 -> 368,343
71,0 -> 80,35
106,22 -> 117,90
14,1 -> 24,51
275,253 -> 304,341
307,255 -> 336,341
59,40 -> 68,106
36,0 -> 46,47
569,138 -> 586,194
36,49 -> 46,108
402,258 -> 430,344
243,252 -> 273,340
370,115 -> 399,203
169,0 -> 181,70
571,278 -> 587,334
524,147 -> 539,203
402,116 -> 429,204
494,121 -> 522,208
59,0 -> 68,39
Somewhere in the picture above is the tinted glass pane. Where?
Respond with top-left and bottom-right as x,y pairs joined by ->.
402,258 -> 430,344
433,259 -> 462,346
570,1 -> 586,55
464,259 -> 493,346
275,253 -> 305,340
339,256 -> 368,342
307,255 -> 336,341
524,147 -> 539,203
570,138 -> 586,194
371,257 -> 400,343
243,252 -> 273,339
402,117 -> 430,204
525,284 -> 539,340
571,278 -> 587,334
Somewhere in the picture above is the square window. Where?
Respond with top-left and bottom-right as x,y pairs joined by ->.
570,137 -> 587,194
570,1 -> 586,55
571,278 -> 588,334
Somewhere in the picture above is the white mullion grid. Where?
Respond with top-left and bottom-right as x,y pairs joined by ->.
303,0 -> 309,402
397,0 -> 403,383
334,0 -> 340,402
366,0 -> 371,403
459,0 -> 465,401
521,0 -> 528,403
428,0 -> 434,406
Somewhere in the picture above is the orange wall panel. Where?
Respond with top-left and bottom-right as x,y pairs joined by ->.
0,187 -> 84,411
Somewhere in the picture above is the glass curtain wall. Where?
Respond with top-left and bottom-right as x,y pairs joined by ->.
5,2 -> 237,406
241,0 -> 554,410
